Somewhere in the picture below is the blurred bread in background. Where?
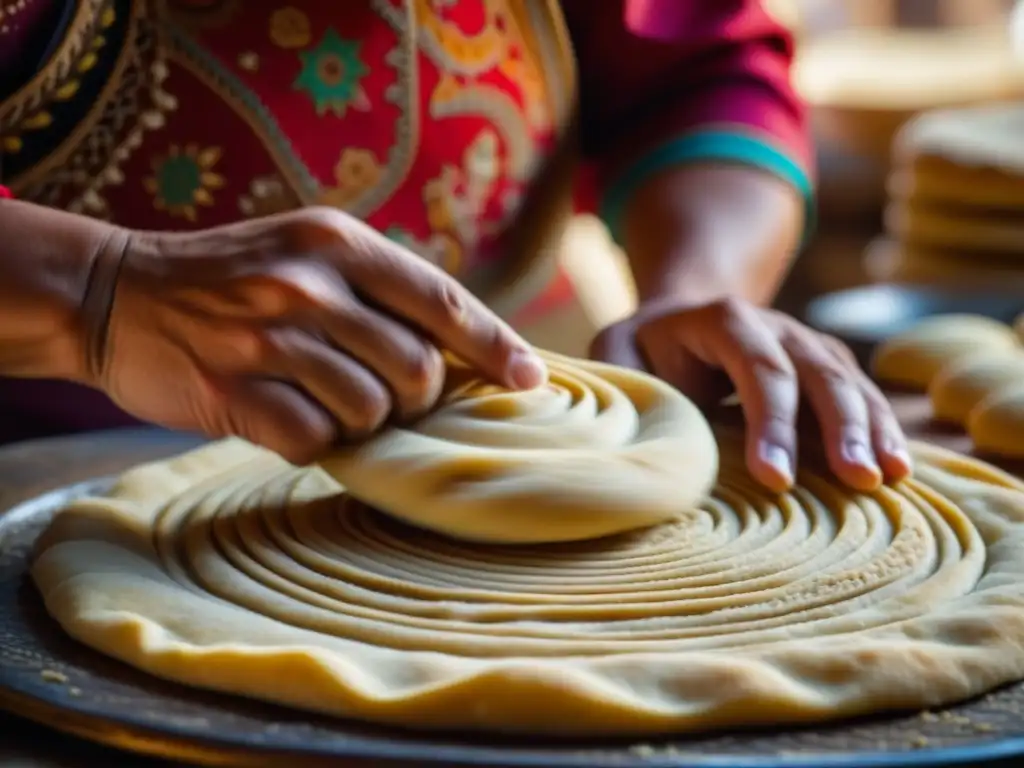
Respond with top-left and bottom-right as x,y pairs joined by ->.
871,102 -> 1024,286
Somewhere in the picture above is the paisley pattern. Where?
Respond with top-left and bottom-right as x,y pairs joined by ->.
3,0 -> 575,286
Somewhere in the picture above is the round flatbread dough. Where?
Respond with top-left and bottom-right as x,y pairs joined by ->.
31,432 -> 1024,737
928,352 -> 1024,425
872,314 -> 1019,390
969,386 -> 1024,458
320,351 -> 719,545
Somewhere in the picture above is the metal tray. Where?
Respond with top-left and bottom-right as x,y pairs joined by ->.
4,429 -> 1024,768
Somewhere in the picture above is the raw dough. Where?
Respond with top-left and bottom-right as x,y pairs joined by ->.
30,430 -> 1024,736
969,386 -> 1024,458
871,314 -> 1019,390
319,351 -> 718,544
928,352 -> 1024,425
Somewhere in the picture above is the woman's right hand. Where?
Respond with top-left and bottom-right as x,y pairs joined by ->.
79,207 -> 547,464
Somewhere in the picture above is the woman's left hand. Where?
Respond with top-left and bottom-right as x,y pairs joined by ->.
590,296 -> 913,493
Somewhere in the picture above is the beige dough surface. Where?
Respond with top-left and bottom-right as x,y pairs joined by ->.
30,426 -> 1024,735
871,314 -> 1019,390
928,352 -> 1024,425
319,351 -> 718,545
969,386 -> 1024,458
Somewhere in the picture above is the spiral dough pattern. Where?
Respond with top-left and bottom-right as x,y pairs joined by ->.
320,351 -> 719,544
29,368 -> 1024,737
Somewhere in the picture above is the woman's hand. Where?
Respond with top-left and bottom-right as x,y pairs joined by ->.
590,296 -> 912,493
81,207 -> 546,464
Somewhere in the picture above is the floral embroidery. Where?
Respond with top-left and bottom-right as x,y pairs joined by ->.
3,5 -> 114,156
464,128 -> 501,197
423,167 -> 457,232
293,28 -> 370,117
237,51 -> 259,72
430,72 -> 461,108
144,144 -> 226,221
320,147 -> 382,209
422,128 -> 502,246
498,56 -> 546,129
268,6 -> 310,49
238,175 -> 298,218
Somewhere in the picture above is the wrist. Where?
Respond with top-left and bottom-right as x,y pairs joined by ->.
633,250 -> 738,308
0,199 -> 128,382
621,165 -> 803,309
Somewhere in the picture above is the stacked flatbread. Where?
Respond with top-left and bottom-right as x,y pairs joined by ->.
795,27 -> 1024,161
883,102 -> 1024,282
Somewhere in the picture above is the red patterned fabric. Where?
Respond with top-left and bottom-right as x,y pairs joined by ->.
0,1 -> 810,443
12,2 -> 565,282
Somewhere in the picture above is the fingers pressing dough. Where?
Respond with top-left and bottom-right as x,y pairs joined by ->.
871,314 -> 1019,390
320,350 -> 719,544
928,351 -> 1024,425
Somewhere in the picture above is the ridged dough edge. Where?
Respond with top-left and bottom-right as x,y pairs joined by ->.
28,437 -> 1024,737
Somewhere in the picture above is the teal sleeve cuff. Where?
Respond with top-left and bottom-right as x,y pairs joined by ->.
599,129 -> 816,250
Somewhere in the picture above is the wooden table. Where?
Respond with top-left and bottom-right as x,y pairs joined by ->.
0,395 -> 1017,768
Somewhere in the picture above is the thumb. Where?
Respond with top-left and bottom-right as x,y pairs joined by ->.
588,320 -> 646,370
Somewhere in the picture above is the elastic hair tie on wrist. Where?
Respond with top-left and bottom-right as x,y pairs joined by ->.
0,186 -> 12,199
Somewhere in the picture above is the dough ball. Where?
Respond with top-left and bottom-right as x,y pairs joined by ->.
320,351 -> 719,545
969,386 -> 1024,458
928,352 -> 1024,425
872,314 -> 1018,390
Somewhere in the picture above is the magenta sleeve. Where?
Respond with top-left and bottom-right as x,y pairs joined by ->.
561,0 -> 814,238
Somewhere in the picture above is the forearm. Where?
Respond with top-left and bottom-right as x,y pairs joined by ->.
620,163 -> 803,307
0,199 -> 115,380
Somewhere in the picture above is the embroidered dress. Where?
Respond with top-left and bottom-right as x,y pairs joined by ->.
0,0 -> 812,442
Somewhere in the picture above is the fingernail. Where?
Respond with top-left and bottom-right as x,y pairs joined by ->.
885,436 -> 914,473
842,440 -> 879,471
507,349 -> 547,390
759,441 -> 793,484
